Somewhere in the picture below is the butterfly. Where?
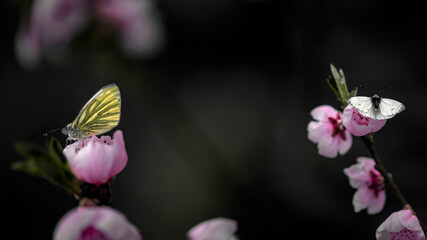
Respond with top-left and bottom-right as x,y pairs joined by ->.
62,84 -> 121,144
348,94 -> 405,120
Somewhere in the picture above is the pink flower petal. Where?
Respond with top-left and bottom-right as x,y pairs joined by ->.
95,0 -> 164,58
352,186 -> 371,213
310,105 -> 337,121
188,218 -> 238,240
15,26 -> 41,69
344,157 -> 376,188
317,133 -> 341,158
307,121 -> 330,143
352,186 -> 385,215
367,190 -> 386,215
338,130 -> 352,155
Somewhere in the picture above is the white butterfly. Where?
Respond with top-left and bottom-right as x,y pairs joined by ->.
348,94 -> 405,120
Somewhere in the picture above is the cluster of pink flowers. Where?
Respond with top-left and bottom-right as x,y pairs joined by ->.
55,129 -> 239,239
15,0 -> 164,68
343,157 -> 425,239
307,105 -> 386,158
55,130 -> 142,239
307,80 -> 425,238
307,64 -> 425,239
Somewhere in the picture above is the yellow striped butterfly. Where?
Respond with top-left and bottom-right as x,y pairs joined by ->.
62,84 -> 121,144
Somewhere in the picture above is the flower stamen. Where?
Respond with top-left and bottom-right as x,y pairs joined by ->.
328,113 -> 347,141
352,108 -> 370,126
368,170 -> 385,198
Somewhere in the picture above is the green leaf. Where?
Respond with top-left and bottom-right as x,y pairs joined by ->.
326,75 -> 341,102
11,137 -> 81,195
330,64 -> 350,106
49,137 -> 68,164
49,138 -> 80,193
349,87 -> 358,98
14,142 -> 45,159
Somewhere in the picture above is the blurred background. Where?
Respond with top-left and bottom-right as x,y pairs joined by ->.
1,0 -> 427,239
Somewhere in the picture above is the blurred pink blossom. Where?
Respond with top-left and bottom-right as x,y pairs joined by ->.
343,157 -> 386,215
63,130 -> 128,185
53,206 -> 142,240
188,218 -> 238,240
376,209 -> 425,240
95,0 -> 164,57
15,0 -> 88,68
15,26 -> 41,69
342,105 -> 387,136
307,105 -> 352,158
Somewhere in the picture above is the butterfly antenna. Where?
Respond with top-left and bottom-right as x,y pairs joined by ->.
43,128 -> 62,137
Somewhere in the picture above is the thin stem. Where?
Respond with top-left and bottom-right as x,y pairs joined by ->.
360,135 -> 409,207
78,182 -> 112,207
360,135 -> 426,234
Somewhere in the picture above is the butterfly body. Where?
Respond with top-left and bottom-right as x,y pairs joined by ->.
371,94 -> 381,111
61,123 -> 83,140
62,84 -> 121,143
348,94 -> 405,120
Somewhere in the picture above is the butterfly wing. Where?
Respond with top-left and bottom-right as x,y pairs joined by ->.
378,98 -> 405,120
348,96 -> 377,118
72,84 -> 121,138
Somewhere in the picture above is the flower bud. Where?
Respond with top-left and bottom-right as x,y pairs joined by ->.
63,130 -> 128,185
376,209 -> 425,240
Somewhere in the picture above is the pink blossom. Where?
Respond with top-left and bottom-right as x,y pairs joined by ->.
188,218 -> 238,240
29,0 -> 87,46
307,105 -> 352,158
53,206 -> 142,240
376,209 -> 425,240
342,105 -> 387,136
15,27 -> 41,69
63,130 -> 128,185
343,157 -> 386,215
15,0 -> 88,68
95,0 -> 164,57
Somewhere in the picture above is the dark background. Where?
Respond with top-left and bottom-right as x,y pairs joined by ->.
2,0 -> 427,239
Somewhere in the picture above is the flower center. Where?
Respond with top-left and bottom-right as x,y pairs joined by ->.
352,108 -> 370,126
328,113 -> 346,141
389,227 -> 418,240
80,225 -> 108,240
368,170 -> 384,198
